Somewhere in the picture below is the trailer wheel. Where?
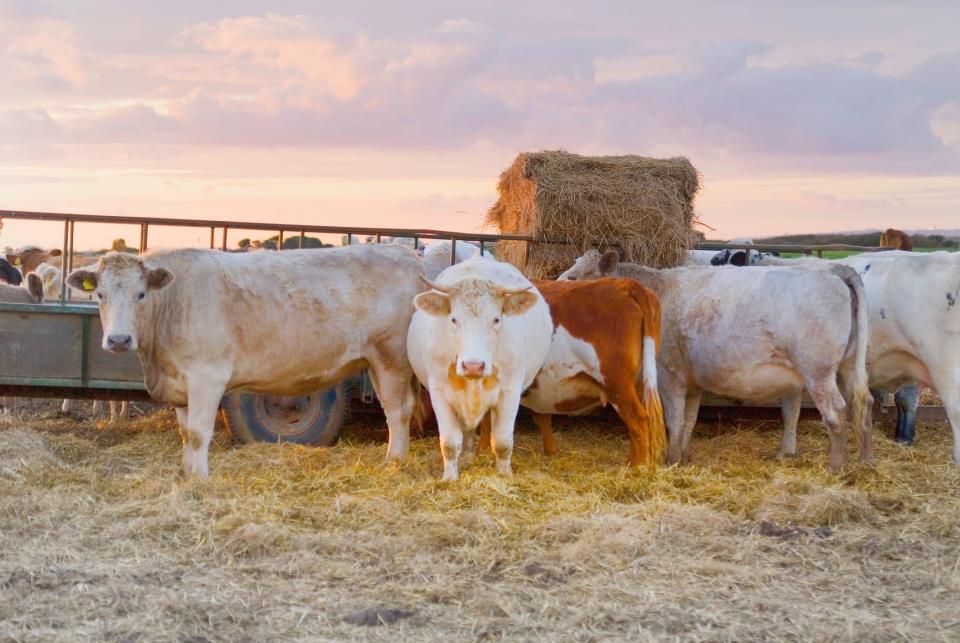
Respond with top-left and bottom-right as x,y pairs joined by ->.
222,384 -> 346,446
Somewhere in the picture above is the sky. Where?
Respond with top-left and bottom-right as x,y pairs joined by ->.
1,0 -> 959,249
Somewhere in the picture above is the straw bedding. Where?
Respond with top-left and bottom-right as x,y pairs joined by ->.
486,151 -> 700,278
1,407 -> 959,641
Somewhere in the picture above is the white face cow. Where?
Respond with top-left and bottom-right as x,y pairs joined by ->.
414,278 -> 538,379
67,253 -> 174,353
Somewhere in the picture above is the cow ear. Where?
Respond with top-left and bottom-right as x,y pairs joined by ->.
5,254 -> 17,266
67,269 -> 97,292
25,273 -> 43,303
598,251 -> 619,274
414,291 -> 451,316
147,267 -> 174,290
49,249 -> 63,257
502,291 -> 538,316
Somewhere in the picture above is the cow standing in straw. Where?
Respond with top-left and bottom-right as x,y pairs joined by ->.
68,246 -> 424,478
407,254 -> 552,481
560,250 -> 873,471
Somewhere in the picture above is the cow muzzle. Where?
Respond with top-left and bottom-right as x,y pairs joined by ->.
460,359 -> 486,379
106,334 -> 133,353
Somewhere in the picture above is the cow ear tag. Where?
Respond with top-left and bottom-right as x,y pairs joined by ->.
82,279 -> 95,291
14,258 -> 20,266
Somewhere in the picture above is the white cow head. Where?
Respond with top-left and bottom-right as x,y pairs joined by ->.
558,249 -> 620,281
414,277 -> 539,378
67,252 -> 174,353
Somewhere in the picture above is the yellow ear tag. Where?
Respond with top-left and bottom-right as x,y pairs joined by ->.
82,279 -> 95,291
14,258 -> 20,266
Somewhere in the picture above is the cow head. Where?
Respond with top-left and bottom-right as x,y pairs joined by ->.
414,277 -> 539,378
66,252 -> 174,353
6,246 -> 61,276
558,249 -> 620,281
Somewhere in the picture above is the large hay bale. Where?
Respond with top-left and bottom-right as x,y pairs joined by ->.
486,151 -> 700,278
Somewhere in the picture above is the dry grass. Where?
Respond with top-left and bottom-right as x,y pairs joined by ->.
2,408 -> 959,641
486,151 -> 700,278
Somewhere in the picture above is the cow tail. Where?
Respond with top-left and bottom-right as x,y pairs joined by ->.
832,265 -> 873,462
635,287 -> 666,465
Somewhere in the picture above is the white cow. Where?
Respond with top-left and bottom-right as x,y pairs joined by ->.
686,249 -> 720,265
559,250 -> 873,471
407,255 -> 552,480
67,245 -> 424,478
763,250 -> 960,464
421,240 -> 481,280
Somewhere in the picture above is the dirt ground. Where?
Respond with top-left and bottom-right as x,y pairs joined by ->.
1,402 -> 959,642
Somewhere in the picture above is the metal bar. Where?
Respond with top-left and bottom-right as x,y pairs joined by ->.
413,236 -> 419,251
479,240 -> 485,256
140,223 -> 149,253
64,220 -> 75,300
277,230 -> 284,251
299,230 -> 305,249
523,240 -> 531,271
0,384 -> 151,400
346,233 -> 352,246
221,227 -> 228,251
450,237 -> 457,266
59,220 -> 69,305
80,315 -> 90,386
0,210 -> 558,244
376,233 -> 382,243
209,227 -> 215,249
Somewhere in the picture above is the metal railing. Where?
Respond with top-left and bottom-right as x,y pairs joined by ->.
0,209 -> 571,304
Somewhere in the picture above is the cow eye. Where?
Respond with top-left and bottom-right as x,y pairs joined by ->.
493,317 -> 501,325
96,292 -> 104,300
450,317 -> 457,325
137,292 -> 145,301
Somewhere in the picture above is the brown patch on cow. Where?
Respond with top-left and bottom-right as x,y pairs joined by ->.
555,395 -> 601,413
447,364 -> 500,426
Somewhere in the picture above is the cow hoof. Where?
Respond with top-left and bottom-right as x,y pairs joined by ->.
894,439 -> 914,447
777,451 -> 798,460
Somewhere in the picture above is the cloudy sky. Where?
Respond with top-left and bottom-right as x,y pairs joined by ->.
2,0 -> 959,248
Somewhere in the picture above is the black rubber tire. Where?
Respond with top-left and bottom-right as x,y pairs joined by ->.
221,384 -> 346,446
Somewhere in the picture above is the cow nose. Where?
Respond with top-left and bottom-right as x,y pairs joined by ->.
107,334 -> 132,352
461,360 -> 486,378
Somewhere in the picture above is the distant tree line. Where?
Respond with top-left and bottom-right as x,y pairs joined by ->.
237,235 -> 331,251
743,232 -> 958,249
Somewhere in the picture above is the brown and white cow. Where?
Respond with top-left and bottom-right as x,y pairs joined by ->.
68,245 -> 425,478
480,278 -> 666,467
560,250 -> 873,471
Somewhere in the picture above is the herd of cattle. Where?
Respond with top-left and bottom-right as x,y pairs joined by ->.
0,230 -> 957,481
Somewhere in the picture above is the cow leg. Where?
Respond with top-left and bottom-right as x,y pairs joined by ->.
61,398 -> 74,415
92,400 -> 105,416
806,379 -> 848,472
110,401 -> 130,423
1,397 -> 13,417
779,390 -> 803,457
531,412 -> 558,456
490,388 -> 522,475
894,384 -> 918,445
174,406 -> 193,473
366,352 -> 415,462
430,392 -> 464,481
680,392 -> 702,463
181,383 -> 225,478
661,376 -> 687,465
609,387 -> 653,467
